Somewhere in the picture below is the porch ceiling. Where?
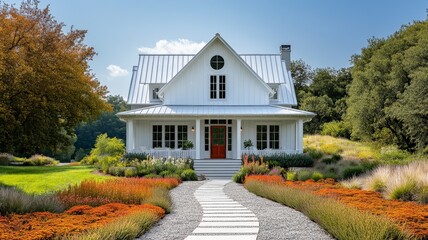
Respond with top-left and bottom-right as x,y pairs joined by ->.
117,105 -> 315,119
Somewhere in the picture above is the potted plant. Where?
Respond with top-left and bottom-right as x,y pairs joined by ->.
244,139 -> 253,149
182,140 -> 194,150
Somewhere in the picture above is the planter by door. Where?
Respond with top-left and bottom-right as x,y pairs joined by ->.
211,126 -> 226,158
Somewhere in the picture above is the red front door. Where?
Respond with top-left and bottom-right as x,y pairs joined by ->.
211,126 -> 226,158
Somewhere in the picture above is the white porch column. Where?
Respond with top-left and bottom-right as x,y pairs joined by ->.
295,119 -> 304,153
195,119 -> 201,159
126,119 -> 135,152
236,119 -> 241,159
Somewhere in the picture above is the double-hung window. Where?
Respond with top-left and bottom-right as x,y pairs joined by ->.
256,125 -> 280,149
210,75 -> 226,99
164,125 -> 175,148
177,125 -> 188,148
152,125 -> 162,148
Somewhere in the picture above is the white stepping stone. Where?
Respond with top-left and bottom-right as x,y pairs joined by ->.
193,227 -> 259,234
186,180 -> 259,240
199,221 -> 260,227
203,210 -> 252,213
203,213 -> 256,217
185,235 -> 257,240
202,207 -> 248,210
202,217 -> 258,221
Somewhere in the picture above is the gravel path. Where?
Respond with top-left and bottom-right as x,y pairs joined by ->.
141,180 -> 333,240
140,181 -> 205,240
224,181 -> 333,240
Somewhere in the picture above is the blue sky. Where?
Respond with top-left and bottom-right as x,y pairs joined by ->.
6,0 -> 427,98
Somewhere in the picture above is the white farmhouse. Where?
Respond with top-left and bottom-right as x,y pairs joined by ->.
117,34 -> 315,178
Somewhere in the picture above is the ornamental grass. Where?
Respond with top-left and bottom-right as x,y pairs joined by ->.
245,175 -> 426,239
0,203 -> 164,240
57,178 -> 179,209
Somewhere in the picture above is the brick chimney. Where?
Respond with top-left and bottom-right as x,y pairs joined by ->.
280,45 -> 291,71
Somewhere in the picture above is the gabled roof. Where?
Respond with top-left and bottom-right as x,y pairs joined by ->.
117,105 -> 315,119
157,34 -> 274,98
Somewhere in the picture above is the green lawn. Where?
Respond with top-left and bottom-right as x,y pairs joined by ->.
0,165 -> 112,194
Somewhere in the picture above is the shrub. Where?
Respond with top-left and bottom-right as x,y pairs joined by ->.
296,170 -> 313,181
321,153 -> 342,164
306,149 -> 323,160
122,152 -> 148,162
321,121 -> 351,138
23,154 -> 59,166
0,153 -> 13,166
341,166 -> 365,179
311,171 -> 324,181
379,146 -> 410,162
286,171 -> 297,181
180,169 -> 197,181
81,134 -> 125,165
269,166 -> 284,176
182,140 -> 194,150
124,167 -> 137,177
98,155 -> 122,173
232,170 -> 247,183
244,178 -> 406,240
0,186 -> 65,215
264,153 -> 314,168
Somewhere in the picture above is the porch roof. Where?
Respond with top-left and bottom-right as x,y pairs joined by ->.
117,105 -> 315,119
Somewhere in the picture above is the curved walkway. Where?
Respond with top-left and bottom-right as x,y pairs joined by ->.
185,180 -> 259,240
141,180 -> 332,240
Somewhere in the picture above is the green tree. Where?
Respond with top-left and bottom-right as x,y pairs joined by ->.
346,20 -> 428,151
291,59 -> 313,104
298,68 -> 352,133
0,1 -> 110,156
74,95 -> 128,158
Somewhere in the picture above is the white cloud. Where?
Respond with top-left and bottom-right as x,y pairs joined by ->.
138,39 -> 206,54
106,64 -> 129,77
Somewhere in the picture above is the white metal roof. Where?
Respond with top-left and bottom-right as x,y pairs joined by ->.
127,54 -> 297,106
117,105 -> 315,119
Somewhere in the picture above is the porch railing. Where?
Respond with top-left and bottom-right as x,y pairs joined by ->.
241,149 -> 299,156
139,149 -> 196,159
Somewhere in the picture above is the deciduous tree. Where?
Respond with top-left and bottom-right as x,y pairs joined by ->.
0,1 -> 110,155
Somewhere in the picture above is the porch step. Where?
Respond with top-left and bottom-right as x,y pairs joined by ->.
194,159 -> 242,180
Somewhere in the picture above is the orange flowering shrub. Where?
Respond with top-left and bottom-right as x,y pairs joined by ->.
58,177 -> 179,207
0,203 -> 164,240
245,175 -> 428,238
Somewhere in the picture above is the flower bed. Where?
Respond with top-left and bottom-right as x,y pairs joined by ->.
0,178 -> 180,239
246,175 -> 428,238
0,203 -> 164,240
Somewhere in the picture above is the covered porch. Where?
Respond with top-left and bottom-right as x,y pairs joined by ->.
118,105 -> 314,160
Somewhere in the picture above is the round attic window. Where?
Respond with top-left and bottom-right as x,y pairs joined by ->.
210,55 -> 224,70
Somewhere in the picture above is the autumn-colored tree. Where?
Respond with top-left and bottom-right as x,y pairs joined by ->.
0,1 -> 110,155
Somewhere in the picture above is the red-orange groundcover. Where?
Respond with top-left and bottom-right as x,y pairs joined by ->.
0,203 -> 164,240
246,175 -> 428,238
0,178 -> 179,240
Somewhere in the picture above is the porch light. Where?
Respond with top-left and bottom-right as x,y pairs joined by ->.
240,126 -> 243,132
191,126 -> 195,132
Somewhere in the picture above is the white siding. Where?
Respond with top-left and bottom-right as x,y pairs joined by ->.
163,40 -> 270,106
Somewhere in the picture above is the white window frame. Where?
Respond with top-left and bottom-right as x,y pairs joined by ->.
256,124 -> 280,150
151,85 -> 162,101
152,124 -> 189,149
209,75 -> 227,100
269,85 -> 279,100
